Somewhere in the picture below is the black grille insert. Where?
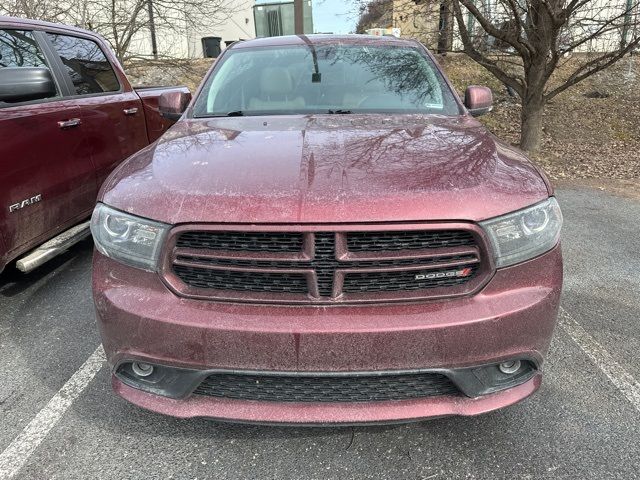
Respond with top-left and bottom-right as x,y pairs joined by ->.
176,231 -> 304,252
347,230 -> 475,251
310,233 -> 335,296
173,265 -> 308,293
194,371 -> 460,402
343,266 -> 477,293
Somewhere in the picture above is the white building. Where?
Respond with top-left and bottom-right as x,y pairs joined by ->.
0,0 -> 256,59
186,1 -> 256,57
124,0 -> 256,58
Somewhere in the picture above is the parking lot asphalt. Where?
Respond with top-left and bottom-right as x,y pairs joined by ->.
0,185 -> 638,480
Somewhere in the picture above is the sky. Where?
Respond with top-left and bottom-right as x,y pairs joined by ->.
312,0 -> 357,34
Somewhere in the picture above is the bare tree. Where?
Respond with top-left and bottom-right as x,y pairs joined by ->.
74,0 -> 240,62
356,0 -> 393,33
2,0 -> 242,63
453,0 -> 640,151
356,0 -> 640,151
2,0 -> 69,22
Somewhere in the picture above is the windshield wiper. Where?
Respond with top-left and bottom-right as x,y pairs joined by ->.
327,109 -> 352,114
201,111 -> 245,117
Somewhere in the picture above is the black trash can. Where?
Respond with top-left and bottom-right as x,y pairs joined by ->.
202,37 -> 222,58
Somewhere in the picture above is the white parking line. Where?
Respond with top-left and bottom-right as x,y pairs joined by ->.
559,306 -> 640,412
0,345 -> 105,480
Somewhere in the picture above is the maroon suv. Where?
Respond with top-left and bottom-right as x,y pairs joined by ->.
91,35 -> 563,424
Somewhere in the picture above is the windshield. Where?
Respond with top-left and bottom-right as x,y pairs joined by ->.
192,43 -> 460,117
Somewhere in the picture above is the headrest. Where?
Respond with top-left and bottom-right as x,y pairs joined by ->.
260,67 -> 294,96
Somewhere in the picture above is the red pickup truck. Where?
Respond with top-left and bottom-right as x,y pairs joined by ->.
0,16 -> 189,273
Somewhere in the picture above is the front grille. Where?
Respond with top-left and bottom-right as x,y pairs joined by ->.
166,226 -> 489,303
194,371 -> 460,402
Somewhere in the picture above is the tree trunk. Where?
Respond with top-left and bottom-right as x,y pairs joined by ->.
519,49 -> 549,152
519,94 -> 545,152
437,1 -> 453,54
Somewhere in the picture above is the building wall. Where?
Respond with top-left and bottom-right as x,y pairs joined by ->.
126,1 -> 256,58
186,1 -> 256,57
126,24 -> 192,59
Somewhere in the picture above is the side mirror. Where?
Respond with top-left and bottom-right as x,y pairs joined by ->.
464,86 -> 493,117
0,67 -> 56,102
158,90 -> 191,121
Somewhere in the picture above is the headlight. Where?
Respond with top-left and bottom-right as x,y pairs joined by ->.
480,197 -> 562,268
91,203 -> 170,271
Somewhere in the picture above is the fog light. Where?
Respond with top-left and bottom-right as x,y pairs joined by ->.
498,360 -> 521,374
132,362 -> 154,377
116,361 -> 208,399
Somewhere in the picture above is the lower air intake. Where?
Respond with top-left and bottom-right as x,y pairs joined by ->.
194,371 -> 460,402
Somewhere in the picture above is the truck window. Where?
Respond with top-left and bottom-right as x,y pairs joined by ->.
0,29 -> 49,68
47,33 -> 120,95
0,29 -> 59,102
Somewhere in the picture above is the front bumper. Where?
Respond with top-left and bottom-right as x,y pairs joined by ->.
93,245 -> 562,424
113,374 -> 542,425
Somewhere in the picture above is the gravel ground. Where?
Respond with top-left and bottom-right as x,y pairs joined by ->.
0,185 -> 639,479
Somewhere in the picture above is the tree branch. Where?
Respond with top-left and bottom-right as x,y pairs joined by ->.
546,37 -> 640,100
457,0 -> 532,60
453,0 -> 525,97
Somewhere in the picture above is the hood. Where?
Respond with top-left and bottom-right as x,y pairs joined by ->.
100,115 -> 550,224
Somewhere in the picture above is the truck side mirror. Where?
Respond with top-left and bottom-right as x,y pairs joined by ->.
464,86 -> 493,117
159,90 -> 191,121
0,67 -> 56,103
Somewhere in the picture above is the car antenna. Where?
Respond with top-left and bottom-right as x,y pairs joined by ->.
298,34 -> 321,83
